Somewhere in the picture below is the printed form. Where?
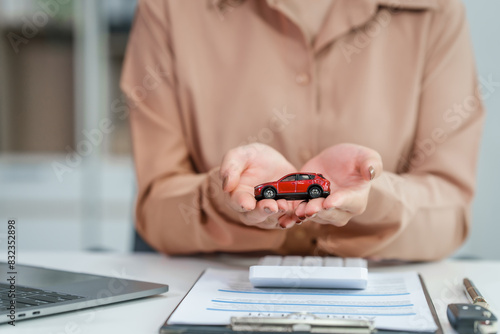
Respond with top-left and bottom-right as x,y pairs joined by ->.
167,268 -> 438,333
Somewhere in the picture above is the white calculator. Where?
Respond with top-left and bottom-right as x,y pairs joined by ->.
249,256 -> 368,289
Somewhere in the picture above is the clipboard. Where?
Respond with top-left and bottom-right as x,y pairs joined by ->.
159,271 -> 443,334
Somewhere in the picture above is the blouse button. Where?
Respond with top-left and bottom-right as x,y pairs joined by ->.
295,73 -> 310,85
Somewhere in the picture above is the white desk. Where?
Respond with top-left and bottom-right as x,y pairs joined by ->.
1,251 -> 499,334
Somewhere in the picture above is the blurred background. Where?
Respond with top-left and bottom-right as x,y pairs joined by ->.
0,0 -> 498,258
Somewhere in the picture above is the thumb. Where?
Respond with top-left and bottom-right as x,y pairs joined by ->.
220,147 -> 252,192
358,149 -> 383,182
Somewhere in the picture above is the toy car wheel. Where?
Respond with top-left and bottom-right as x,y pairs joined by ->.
263,187 -> 277,199
308,186 -> 322,199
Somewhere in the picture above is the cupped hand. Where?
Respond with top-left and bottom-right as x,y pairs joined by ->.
220,143 -> 299,229
294,143 -> 383,227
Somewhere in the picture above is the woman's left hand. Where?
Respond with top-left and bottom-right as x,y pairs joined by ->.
294,143 -> 383,227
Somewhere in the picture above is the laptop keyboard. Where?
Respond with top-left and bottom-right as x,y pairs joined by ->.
0,283 -> 84,311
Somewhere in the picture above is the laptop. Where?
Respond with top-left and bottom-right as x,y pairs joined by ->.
0,262 -> 168,324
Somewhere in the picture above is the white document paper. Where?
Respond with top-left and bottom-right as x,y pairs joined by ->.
167,268 -> 438,333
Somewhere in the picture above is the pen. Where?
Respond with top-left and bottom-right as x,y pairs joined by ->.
463,278 -> 489,309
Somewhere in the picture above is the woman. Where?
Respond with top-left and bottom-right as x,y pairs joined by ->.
121,0 -> 484,260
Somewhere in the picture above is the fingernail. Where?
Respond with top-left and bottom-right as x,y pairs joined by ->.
222,175 -> 228,190
369,166 -> 375,180
264,207 -> 272,214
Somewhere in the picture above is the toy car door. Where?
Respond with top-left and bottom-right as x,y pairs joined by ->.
296,174 -> 311,193
277,174 -> 296,194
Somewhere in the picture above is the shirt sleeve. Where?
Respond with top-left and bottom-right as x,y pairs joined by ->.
120,0 -> 286,254
317,0 -> 484,261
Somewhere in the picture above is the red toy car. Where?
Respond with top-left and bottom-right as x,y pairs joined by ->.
254,173 -> 330,200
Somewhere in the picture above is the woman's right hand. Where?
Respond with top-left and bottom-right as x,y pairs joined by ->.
220,143 -> 299,229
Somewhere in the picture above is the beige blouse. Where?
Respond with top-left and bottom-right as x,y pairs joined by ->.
121,0 -> 484,260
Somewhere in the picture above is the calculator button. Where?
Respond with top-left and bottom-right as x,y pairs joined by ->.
281,256 -> 303,266
323,257 -> 344,267
302,257 -> 323,266
258,256 -> 282,266
344,258 -> 367,268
